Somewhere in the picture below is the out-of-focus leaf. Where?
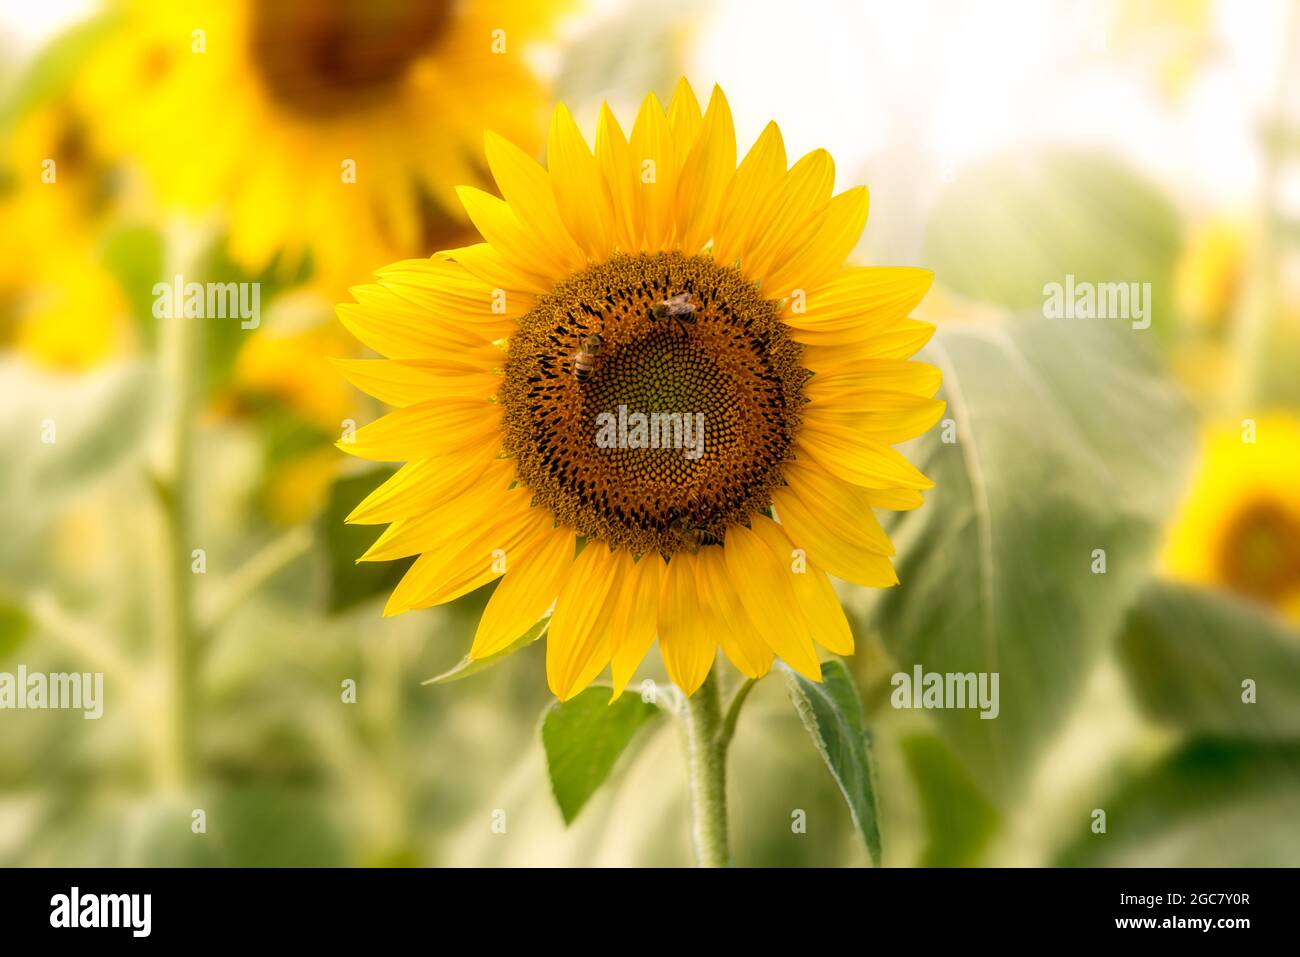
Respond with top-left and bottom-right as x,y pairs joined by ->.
0,14 -> 118,137
870,319 -> 1194,800
318,466 -> 411,614
1056,740 -> 1300,866
0,360 -> 155,577
783,660 -> 882,865
900,732 -> 1000,867
925,149 -> 1182,341
193,237 -> 314,399
1119,581 -> 1300,739
0,602 -> 30,660
99,223 -> 165,351
542,687 -> 661,825
424,615 -> 549,685
553,0 -> 695,114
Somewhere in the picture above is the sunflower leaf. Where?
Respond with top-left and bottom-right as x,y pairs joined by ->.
423,616 -> 550,685
1055,739 -> 1300,867
923,148 -> 1183,342
782,660 -> 882,865
868,318 -> 1195,801
318,467 -> 410,614
1118,581 -> 1300,739
542,687 -> 661,825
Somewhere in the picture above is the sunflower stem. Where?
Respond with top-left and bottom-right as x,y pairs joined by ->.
680,665 -> 731,867
154,248 -> 203,789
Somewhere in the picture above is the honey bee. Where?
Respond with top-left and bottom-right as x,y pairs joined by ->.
669,513 -> 721,551
572,332 -> 604,383
649,292 -> 697,332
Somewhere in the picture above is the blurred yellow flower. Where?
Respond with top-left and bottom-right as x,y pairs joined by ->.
0,99 -> 132,370
79,0 -> 571,292
1162,415 -> 1300,620
1175,216 -> 1246,331
233,322 -> 356,432
336,79 -> 942,700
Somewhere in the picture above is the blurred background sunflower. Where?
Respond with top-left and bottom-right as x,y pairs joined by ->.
2,0 -> 1299,868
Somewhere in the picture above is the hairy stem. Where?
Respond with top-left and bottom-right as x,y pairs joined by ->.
680,665 -> 731,867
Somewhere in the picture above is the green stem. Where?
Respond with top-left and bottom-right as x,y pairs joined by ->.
155,300 -> 201,789
680,665 -> 730,867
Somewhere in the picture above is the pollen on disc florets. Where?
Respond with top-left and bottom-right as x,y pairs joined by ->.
501,251 -> 808,555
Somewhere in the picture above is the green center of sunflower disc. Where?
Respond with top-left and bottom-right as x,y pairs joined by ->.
502,252 -> 807,555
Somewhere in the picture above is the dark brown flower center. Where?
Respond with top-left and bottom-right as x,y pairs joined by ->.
249,0 -> 452,117
1218,498 -> 1300,605
501,252 -> 807,555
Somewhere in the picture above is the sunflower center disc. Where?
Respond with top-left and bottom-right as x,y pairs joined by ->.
502,252 -> 807,555
1218,499 -> 1300,603
249,0 -> 452,117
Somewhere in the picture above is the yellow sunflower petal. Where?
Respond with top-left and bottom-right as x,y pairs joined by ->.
773,461 -> 900,588
442,243 -> 553,296
548,102 -> 617,259
722,521 -> 822,681
595,103 -> 639,252
697,545 -> 773,679
471,524 -> 576,659
383,494 -> 547,616
784,267 -> 934,339
805,359 -> 942,399
712,121 -> 787,268
338,398 -> 500,462
483,129 -> 587,269
657,550 -> 718,694
375,256 -> 535,325
345,443 -> 501,525
667,77 -> 703,171
866,488 -> 927,511
547,543 -> 622,700
804,390 -> 947,444
675,85 -> 737,255
748,516 -> 853,657
609,551 -> 665,701
359,459 -> 515,562
741,148 -> 835,281
337,296 -> 500,361
801,319 -> 938,372
796,424 -> 935,490
762,185 -> 869,297
331,358 -> 499,407
456,184 -> 574,281
629,92 -> 675,252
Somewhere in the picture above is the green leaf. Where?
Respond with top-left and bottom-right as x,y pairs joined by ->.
99,224 -> 165,351
1119,581 -> 1300,739
317,466 -> 411,614
553,0 -> 692,117
870,319 -> 1194,800
542,687 -> 661,825
783,659 -> 882,864
924,149 -> 1182,340
0,360 -> 155,578
900,732 -> 1000,866
1056,740 -> 1300,867
0,601 -> 30,660
0,14 -> 118,138
423,615 -> 549,685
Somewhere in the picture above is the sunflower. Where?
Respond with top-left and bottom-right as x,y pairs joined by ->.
78,0 -> 571,290
337,80 -> 943,699
1162,415 -> 1300,621
0,98 -> 131,370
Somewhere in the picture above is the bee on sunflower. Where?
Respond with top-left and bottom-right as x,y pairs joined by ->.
335,79 -> 943,703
